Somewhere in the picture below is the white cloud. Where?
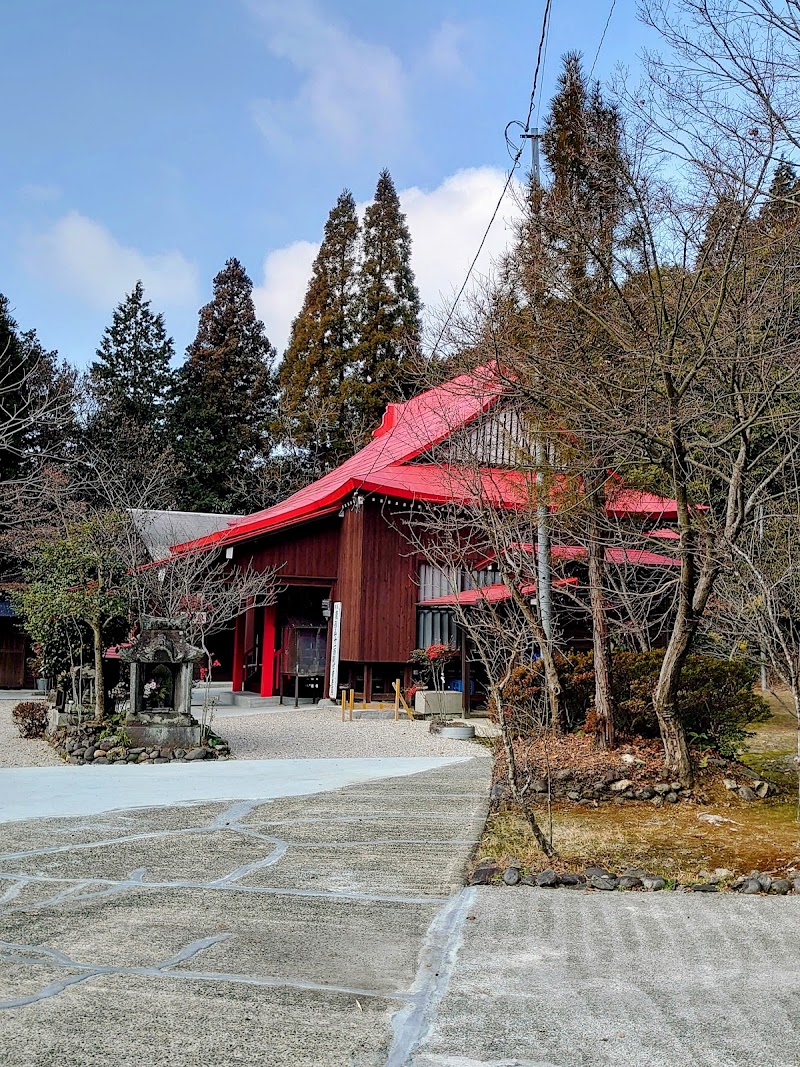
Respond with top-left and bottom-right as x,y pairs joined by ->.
252,239 -> 318,353
246,0 -> 472,155
253,167 -> 522,354
22,211 -> 199,310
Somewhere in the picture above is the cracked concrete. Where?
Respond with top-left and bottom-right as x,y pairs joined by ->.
0,756 -> 490,1066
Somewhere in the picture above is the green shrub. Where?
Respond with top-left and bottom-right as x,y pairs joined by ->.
494,650 -> 770,755
12,701 -> 49,739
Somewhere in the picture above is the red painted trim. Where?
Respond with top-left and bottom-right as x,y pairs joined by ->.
260,604 -> 277,698
232,613 -> 245,693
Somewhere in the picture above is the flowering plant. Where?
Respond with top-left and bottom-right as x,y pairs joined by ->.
409,645 -> 458,692
143,677 -> 168,708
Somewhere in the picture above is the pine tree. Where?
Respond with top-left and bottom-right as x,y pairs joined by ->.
0,295 -> 74,483
171,258 -> 277,512
278,190 -> 361,471
760,159 -> 800,228
87,281 -> 174,451
356,169 -> 421,430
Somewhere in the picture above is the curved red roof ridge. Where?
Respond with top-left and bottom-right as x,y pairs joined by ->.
173,366 -> 502,552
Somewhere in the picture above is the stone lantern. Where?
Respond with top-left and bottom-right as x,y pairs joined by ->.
119,616 -> 204,747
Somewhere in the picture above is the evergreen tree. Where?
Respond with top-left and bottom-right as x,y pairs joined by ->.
356,169 -> 421,430
0,295 -> 75,483
87,281 -> 174,449
760,159 -> 800,228
278,190 -> 361,470
171,258 -> 277,512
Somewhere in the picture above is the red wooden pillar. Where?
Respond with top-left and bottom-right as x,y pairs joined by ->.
260,604 -> 278,698
232,613 -> 245,693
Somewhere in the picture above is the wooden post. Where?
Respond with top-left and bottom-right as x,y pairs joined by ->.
348,688 -> 354,722
394,679 -> 400,721
232,613 -> 245,694
341,690 -> 346,722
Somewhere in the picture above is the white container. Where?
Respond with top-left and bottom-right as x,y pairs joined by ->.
414,690 -> 463,719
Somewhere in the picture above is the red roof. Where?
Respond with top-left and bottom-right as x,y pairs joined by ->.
419,577 -> 578,608
172,366 -> 681,554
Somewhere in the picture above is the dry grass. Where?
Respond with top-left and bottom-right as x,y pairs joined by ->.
481,798 -> 800,882
478,690 -> 800,881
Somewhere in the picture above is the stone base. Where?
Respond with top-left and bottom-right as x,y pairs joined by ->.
48,705 -> 91,731
125,709 -> 201,748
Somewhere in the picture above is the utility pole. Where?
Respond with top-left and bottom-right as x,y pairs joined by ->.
521,128 -> 554,645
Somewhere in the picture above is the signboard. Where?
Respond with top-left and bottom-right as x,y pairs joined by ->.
328,602 -> 342,700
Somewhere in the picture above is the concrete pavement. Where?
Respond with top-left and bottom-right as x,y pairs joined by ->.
408,888 -> 800,1066
0,756 -> 490,1066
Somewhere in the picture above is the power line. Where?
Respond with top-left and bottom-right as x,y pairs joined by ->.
353,0 -> 555,493
589,0 -> 616,79
427,0 -> 554,360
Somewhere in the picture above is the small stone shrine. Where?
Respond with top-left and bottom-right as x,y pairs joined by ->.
119,616 -> 204,747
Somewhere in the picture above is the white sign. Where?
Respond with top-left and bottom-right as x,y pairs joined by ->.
328,602 -> 342,700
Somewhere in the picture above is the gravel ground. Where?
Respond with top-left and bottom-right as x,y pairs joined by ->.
0,698 -> 492,767
0,699 -> 60,768
210,705 -> 493,761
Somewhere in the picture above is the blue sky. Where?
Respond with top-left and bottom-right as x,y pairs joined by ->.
1,0 -> 656,366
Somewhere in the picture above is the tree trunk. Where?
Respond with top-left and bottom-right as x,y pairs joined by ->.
541,647 -> 565,733
91,621 -> 105,721
587,490 -> 614,747
493,685 -> 557,858
653,626 -> 694,784
790,678 -> 800,823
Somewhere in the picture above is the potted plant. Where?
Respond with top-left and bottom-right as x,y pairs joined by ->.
409,644 -> 463,721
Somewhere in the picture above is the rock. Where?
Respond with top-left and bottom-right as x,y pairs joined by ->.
589,875 -> 617,891
620,753 -> 645,765
84,747 -> 96,760
741,879 -> 762,894
635,788 -> 655,800
754,781 -> 770,798
68,756 -> 82,765
714,868 -> 734,880
654,783 -> 672,795
531,778 -> 549,793
173,748 -> 186,760
618,876 -> 642,889
591,780 -> 607,793
160,748 -> 174,760
470,863 -> 498,886
738,786 -> 757,801
651,796 -> 664,807
559,873 -> 581,886
585,866 -> 615,880
93,757 -> 108,765
641,876 -> 666,891
536,869 -> 559,888
697,812 -> 737,826
554,768 -> 573,781
567,791 -> 581,801
723,778 -> 738,790
502,867 -> 520,886
519,874 -> 537,886
127,755 -> 138,763
771,878 -> 791,895
665,791 -> 679,804
610,779 -> 634,792
670,782 -> 683,792
153,757 -> 168,764
691,883 -> 719,892
758,875 -> 773,892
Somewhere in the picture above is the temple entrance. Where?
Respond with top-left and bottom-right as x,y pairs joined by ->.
232,585 -> 331,700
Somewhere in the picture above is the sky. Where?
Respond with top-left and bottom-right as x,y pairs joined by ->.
0,0 -> 658,366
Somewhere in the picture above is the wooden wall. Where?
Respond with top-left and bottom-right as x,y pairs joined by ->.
337,503 -> 418,663
244,515 -> 340,580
